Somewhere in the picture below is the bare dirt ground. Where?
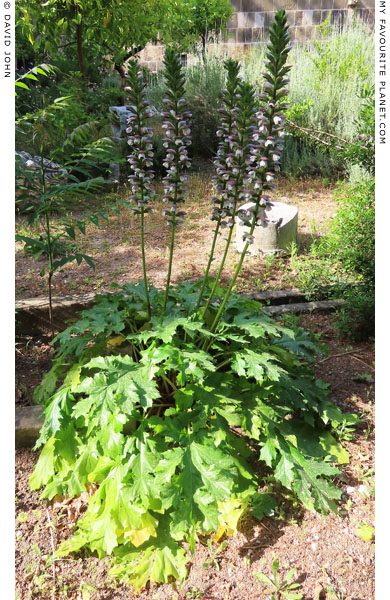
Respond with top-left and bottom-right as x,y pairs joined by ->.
15,167 -> 338,301
15,313 -> 375,600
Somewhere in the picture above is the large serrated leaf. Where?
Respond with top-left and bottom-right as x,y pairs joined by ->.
74,356 -> 160,424
231,349 -> 285,382
29,437 -> 56,490
109,538 -> 188,592
213,497 -> 248,542
34,387 -> 74,449
289,445 -> 341,514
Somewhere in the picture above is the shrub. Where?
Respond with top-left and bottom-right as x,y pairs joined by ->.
328,178 -> 374,281
329,177 -> 374,340
15,70 -> 120,334
291,176 -> 374,341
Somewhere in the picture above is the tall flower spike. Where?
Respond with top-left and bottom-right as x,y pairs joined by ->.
126,60 -> 156,318
126,61 -> 156,215
206,10 -> 291,338
195,59 -> 241,310
161,48 -> 192,312
200,77 -> 258,317
238,9 -> 292,233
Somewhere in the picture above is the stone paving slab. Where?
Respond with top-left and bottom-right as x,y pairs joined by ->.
16,290 -> 344,335
263,299 -> 344,315
15,405 -> 44,449
16,293 -> 96,335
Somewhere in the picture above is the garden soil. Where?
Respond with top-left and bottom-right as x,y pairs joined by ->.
15,174 -> 338,301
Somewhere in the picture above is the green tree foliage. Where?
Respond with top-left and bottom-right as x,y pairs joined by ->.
17,0 -> 232,82
187,0 -> 233,55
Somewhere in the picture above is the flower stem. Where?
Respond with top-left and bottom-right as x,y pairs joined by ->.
163,218 -> 177,312
140,207 -> 151,319
201,212 -> 236,314
195,216 -> 222,311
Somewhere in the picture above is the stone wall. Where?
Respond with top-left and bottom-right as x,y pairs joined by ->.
138,0 -> 375,71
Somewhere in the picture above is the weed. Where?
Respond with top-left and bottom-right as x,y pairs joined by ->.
202,538 -> 227,570
17,512 -> 28,523
254,557 -> 303,599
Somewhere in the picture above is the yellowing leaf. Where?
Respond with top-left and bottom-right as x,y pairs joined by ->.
318,431 -> 350,465
125,525 -> 156,547
107,334 -> 126,348
123,512 -> 158,547
63,364 -> 82,390
213,497 -> 248,543
356,523 -> 375,541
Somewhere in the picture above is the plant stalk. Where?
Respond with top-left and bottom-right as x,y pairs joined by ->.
41,151 -> 54,338
163,218 -> 177,312
195,216 -> 222,311
140,207 -> 151,319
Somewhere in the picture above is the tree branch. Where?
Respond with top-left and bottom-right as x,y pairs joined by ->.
286,118 -> 369,152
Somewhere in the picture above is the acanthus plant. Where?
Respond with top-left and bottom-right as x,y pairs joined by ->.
30,11 -> 358,593
125,60 -> 156,319
160,48 -> 192,311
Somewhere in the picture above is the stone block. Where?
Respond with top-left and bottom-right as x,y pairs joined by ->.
242,0 -> 267,10
237,27 -> 253,42
143,44 -> 164,61
263,11 -> 276,28
321,0 -> 334,7
295,0 -> 310,8
15,405 -> 45,448
276,0 -> 298,9
332,0 -> 345,8
231,0 -> 242,10
254,12 -> 265,27
253,27 -> 265,42
286,10 -> 295,25
331,8 -> 346,24
305,25 -> 317,38
295,10 -> 304,24
235,201 -> 298,257
295,25 -> 306,41
289,26 -> 297,41
310,0 -> 322,8
357,8 -> 374,24
302,9 -> 313,25
245,28 -> 254,42
312,9 -> 323,23
237,11 -> 247,27
318,9 -> 330,22
147,61 -> 158,72
238,12 -> 260,27
226,28 -> 237,43
227,13 -> 238,28
16,293 -> 96,335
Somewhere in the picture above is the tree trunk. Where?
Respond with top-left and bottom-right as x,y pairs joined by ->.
76,21 -> 86,80
114,45 -> 145,97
